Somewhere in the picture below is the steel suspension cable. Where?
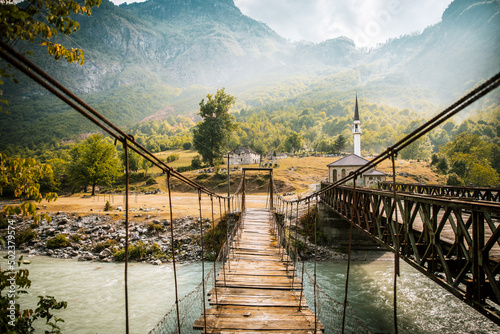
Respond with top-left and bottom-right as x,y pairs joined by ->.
198,189 -> 207,331
391,151 -> 400,334
124,140 -> 130,334
211,195 -> 218,305
166,171 -> 181,334
314,194 -> 319,333
342,175 -> 356,334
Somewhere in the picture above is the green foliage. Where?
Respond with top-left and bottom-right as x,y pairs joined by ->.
447,173 -> 465,186
113,241 -> 164,261
147,222 -> 164,234
182,142 -> 192,150
0,0 -> 101,65
191,155 -> 203,170
104,200 -> 112,212
0,154 -> 58,224
120,150 -> 142,173
0,257 -> 67,333
145,176 -> 157,186
92,239 -> 117,253
46,234 -> 69,249
436,158 -> 449,175
400,135 -> 432,160
193,88 -> 238,166
203,213 -> 238,260
15,228 -> 37,245
284,132 -> 303,152
299,205 -> 319,243
440,132 -> 500,186
67,134 -> 121,195
165,153 -> 179,163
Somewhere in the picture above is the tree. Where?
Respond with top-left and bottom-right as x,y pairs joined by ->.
440,132 -> 498,180
0,0 -> 101,65
0,155 -> 66,333
333,134 -> 347,154
67,134 -> 121,196
193,88 -> 237,166
467,163 -> 500,187
0,154 -> 58,223
400,135 -> 432,160
446,173 -> 465,186
119,150 -> 141,173
285,132 -> 303,152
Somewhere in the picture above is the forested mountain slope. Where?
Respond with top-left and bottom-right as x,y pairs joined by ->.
0,0 -> 498,150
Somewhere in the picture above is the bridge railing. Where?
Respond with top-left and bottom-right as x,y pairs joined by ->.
379,182 -> 500,202
320,182 -> 500,322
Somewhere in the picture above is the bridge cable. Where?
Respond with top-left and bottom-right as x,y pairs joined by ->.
198,189 -> 207,331
211,195 -> 218,306
124,139 -> 130,334
312,71 -> 500,201
314,194 -> 319,333
165,171 -> 182,333
0,40 -> 231,199
391,151 -> 400,334
341,174 -> 356,334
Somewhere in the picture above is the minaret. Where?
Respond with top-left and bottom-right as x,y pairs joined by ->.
353,94 -> 361,156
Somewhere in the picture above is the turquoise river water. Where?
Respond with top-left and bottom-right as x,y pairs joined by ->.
1,252 -> 499,334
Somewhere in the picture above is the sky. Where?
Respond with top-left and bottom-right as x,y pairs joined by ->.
110,0 -> 453,48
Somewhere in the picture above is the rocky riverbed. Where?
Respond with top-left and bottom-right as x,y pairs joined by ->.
2,211 -> 354,265
3,211 -> 211,265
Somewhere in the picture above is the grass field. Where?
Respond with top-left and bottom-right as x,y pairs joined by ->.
1,150 -> 445,219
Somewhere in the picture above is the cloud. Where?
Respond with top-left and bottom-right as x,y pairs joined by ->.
234,0 -> 452,46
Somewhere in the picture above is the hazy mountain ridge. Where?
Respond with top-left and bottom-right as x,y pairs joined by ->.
1,0 -> 499,149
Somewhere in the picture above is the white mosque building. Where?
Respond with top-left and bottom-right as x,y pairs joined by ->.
327,95 -> 387,187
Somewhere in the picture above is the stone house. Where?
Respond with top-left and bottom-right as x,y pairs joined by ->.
227,146 -> 260,165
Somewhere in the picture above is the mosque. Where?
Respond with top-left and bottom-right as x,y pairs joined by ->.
327,95 -> 387,187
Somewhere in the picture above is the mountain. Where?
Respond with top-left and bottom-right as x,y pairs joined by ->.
1,0 -> 499,149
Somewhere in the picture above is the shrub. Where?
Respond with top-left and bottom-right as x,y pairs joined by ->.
104,201 -> 112,211
113,241 -> 148,261
447,173 -> 465,186
16,228 -> 37,245
145,176 -> 157,185
182,142 -> 192,150
69,233 -> 83,242
147,223 -> 164,234
166,153 -> 179,163
196,173 -> 210,180
46,234 -> 69,249
93,239 -> 118,253
191,155 -> 203,169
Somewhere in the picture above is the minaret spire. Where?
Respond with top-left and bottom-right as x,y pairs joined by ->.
353,93 -> 361,156
354,93 -> 359,121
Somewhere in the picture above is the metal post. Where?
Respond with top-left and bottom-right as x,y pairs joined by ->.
123,140 -> 130,334
270,170 -> 274,211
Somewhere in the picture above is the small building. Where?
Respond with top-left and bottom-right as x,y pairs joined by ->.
228,146 -> 260,165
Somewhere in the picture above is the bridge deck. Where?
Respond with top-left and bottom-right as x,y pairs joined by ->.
194,208 -> 324,333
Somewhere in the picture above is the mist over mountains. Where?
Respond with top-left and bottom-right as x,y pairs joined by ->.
1,0 -> 499,147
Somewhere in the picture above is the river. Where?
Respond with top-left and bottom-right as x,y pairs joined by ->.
2,253 -> 499,334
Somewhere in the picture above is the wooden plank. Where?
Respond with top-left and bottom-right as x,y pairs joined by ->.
194,208 -> 324,333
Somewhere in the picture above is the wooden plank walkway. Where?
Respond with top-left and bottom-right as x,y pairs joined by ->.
194,208 -> 324,333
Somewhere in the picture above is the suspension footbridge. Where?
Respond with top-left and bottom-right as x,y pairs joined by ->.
1,41 -> 500,333
193,208 -> 323,333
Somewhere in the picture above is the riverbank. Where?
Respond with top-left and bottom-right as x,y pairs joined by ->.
7,212 -> 206,265
3,210 -> 382,265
